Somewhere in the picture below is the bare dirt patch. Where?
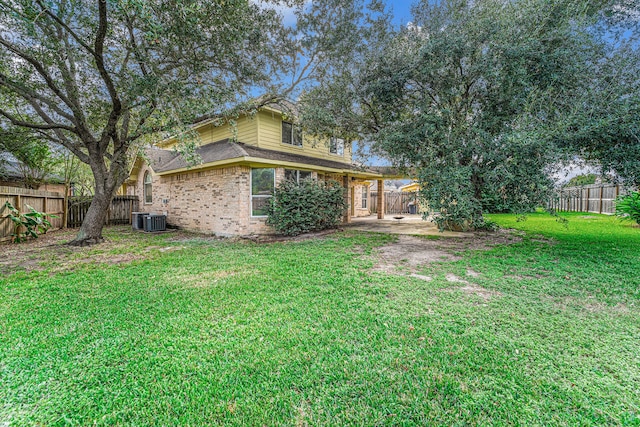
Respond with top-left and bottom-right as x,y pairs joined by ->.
439,273 -> 501,300
367,231 -> 519,301
0,226 -> 195,276
466,269 -> 481,278
369,229 -> 521,275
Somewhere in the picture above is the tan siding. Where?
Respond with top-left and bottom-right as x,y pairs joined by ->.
256,111 -> 353,164
159,109 -> 352,164
162,117 -> 258,148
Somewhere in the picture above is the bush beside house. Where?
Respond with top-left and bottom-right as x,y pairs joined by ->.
267,179 -> 346,236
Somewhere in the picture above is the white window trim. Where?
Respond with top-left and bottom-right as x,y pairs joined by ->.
143,171 -> 153,205
281,121 -> 303,147
361,187 -> 368,209
330,137 -> 345,156
250,168 -> 276,218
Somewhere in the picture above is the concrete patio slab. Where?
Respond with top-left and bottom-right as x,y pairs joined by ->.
346,215 -> 474,237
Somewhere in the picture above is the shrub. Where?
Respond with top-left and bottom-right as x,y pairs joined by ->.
267,179 -> 346,236
2,201 -> 55,243
566,174 -> 597,187
615,191 -> 640,225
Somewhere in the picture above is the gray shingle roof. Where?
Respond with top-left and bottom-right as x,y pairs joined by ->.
147,140 -> 378,175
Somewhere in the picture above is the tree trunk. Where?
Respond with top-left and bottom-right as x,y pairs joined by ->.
471,170 -> 485,224
68,151 -> 127,246
68,192 -> 112,246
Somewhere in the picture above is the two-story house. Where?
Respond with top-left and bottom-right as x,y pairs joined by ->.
124,101 -> 383,236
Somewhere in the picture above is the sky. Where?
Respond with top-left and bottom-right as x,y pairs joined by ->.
387,0 -> 413,26
277,0 -> 414,28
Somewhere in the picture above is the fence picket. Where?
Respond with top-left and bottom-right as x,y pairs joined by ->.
549,184 -> 635,214
66,196 -> 139,228
0,187 -> 65,242
370,191 -> 418,214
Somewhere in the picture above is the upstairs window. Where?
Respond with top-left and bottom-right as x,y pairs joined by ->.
282,121 -> 302,146
251,168 -> 275,216
144,171 -> 152,204
285,169 -> 312,183
330,137 -> 344,156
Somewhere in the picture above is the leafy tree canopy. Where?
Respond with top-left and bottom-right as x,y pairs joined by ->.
566,174 -> 598,187
300,0 -> 639,229
0,126 -> 56,189
0,0 -> 382,244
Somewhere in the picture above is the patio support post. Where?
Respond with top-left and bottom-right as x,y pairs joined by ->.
343,175 -> 352,224
377,179 -> 384,219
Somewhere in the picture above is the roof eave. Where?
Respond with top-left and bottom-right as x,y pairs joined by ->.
154,156 -> 383,178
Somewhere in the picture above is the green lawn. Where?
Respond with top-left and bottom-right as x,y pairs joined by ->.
1,213 -> 639,426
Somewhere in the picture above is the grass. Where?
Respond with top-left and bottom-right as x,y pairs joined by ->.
0,214 -> 639,426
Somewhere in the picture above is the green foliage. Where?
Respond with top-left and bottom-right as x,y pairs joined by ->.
2,201 -> 55,243
301,0 -> 637,226
2,217 -> 640,424
267,179 -> 346,236
566,174 -> 597,187
0,127 -> 58,189
545,43 -> 640,186
615,191 -> 640,225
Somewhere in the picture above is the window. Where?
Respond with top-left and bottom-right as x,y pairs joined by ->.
144,171 -> 152,204
361,186 -> 368,209
282,121 -> 302,146
251,168 -> 275,216
330,137 -> 344,156
285,169 -> 312,183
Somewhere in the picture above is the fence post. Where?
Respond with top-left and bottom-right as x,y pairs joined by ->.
599,186 -> 604,214
63,195 -> 68,229
377,179 -> 384,219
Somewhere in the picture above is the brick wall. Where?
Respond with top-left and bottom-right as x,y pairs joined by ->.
135,164 -> 272,236
352,184 -> 371,217
134,162 -> 361,235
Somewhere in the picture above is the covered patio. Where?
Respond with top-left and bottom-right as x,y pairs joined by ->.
363,166 -> 418,222
346,214 -> 474,237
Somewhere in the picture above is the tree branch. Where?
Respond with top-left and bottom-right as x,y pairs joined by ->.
0,108 -> 76,132
34,0 -> 98,58
0,36 -> 76,113
0,72 -> 76,123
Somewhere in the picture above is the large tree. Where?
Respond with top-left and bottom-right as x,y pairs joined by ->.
545,42 -> 640,186
0,0 -> 385,244
300,0 -> 637,229
0,0 -> 296,244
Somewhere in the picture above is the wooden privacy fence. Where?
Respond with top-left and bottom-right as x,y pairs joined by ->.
0,186 -> 65,242
370,191 -> 418,214
548,184 -> 636,214
67,195 -> 139,228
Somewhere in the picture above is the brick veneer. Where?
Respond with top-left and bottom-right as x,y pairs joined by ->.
136,164 -> 273,236
135,163 -> 366,236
